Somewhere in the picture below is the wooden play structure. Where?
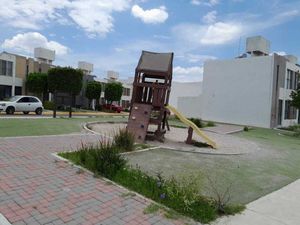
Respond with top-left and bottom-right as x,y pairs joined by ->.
127,51 -> 173,142
127,50 -> 217,148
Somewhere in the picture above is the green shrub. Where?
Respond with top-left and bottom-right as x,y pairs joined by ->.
243,126 -> 249,132
193,140 -> 212,148
114,169 -> 217,223
189,118 -> 204,128
206,121 -> 215,127
60,141 -> 127,179
43,101 -> 55,110
114,129 -> 135,152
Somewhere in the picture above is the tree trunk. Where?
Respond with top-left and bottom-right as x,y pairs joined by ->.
88,99 -> 91,110
69,94 -> 73,118
53,92 -> 57,118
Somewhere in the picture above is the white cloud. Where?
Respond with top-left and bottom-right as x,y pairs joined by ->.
273,51 -> 287,56
1,32 -> 69,56
0,0 -> 69,29
173,22 -> 242,46
202,11 -> 217,23
190,0 -> 219,7
0,0 -> 131,37
201,22 -> 242,44
68,0 -> 130,37
173,66 -> 204,82
185,54 -> 217,63
131,5 -> 168,24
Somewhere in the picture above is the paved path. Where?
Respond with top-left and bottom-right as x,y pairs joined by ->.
0,134 -> 185,225
213,179 -> 300,225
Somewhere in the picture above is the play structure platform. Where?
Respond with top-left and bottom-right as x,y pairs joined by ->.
127,50 -> 217,149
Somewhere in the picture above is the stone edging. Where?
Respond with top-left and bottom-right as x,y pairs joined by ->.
51,152 -> 194,224
0,213 -> 12,225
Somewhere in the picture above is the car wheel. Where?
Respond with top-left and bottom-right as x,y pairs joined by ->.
23,111 -> 29,115
6,106 -> 15,115
35,107 -> 43,115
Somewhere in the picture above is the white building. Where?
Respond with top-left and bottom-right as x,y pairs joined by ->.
95,71 -> 133,109
178,36 -> 300,128
169,81 -> 202,109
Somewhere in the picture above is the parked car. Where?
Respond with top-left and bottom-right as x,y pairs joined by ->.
102,104 -> 123,113
0,96 -> 44,115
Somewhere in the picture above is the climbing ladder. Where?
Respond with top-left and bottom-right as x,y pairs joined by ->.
127,103 -> 152,143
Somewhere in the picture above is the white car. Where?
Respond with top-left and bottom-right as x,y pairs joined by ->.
0,96 -> 44,115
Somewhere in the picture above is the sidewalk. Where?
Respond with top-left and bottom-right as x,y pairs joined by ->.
213,179 -> 300,225
0,134 -> 185,225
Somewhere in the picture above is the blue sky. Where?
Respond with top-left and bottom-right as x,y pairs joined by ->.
0,0 -> 299,82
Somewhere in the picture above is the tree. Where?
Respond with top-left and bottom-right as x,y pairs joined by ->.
104,82 -> 123,109
48,67 -> 83,118
26,73 -> 48,102
290,86 -> 300,110
85,81 -> 102,110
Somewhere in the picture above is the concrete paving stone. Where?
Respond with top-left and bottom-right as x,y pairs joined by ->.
0,134 -> 187,225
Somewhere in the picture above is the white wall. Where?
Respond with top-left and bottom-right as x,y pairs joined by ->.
0,52 -> 17,96
178,95 -> 203,118
279,61 -> 300,127
169,81 -> 202,108
200,55 -> 275,128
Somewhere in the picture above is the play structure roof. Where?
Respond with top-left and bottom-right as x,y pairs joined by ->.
136,51 -> 173,74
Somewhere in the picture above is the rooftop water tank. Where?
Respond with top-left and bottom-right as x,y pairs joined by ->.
246,36 -> 270,56
34,47 -> 55,64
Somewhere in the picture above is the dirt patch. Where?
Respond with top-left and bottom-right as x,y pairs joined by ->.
88,122 -> 261,155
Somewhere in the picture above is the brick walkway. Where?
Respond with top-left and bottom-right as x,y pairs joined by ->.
0,134 -> 185,225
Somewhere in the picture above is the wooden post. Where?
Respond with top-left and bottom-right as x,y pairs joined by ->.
186,126 -> 193,144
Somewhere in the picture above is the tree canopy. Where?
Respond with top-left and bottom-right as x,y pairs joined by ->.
290,87 -> 300,110
48,67 -> 83,95
26,72 -> 48,95
104,82 -> 123,104
85,81 -> 102,101
47,67 -> 83,118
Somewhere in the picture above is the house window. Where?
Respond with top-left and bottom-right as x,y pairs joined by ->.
122,88 -> 130,96
278,100 -> 283,125
286,70 -> 292,89
286,69 -> 298,90
0,60 -> 13,76
284,100 -> 297,120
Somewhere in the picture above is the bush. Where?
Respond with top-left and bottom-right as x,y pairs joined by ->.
243,126 -> 249,132
43,101 -> 55,110
189,118 -> 204,128
206,121 -> 215,127
114,129 -> 135,152
60,140 -> 127,179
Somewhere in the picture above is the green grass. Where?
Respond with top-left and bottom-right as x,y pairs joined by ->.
126,127 -> 300,205
0,117 -> 127,137
59,144 -> 243,224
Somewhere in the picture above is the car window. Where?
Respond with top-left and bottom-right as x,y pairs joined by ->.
17,97 -> 29,103
29,97 -> 39,103
8,96 -> 21,102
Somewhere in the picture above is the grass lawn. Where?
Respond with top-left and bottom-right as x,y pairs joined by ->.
0,116 -> 128,137
126,127 -> 300,204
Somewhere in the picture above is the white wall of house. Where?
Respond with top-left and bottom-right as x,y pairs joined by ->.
178,95 -> 203,118
200,55 -> 275,128
169,81 -> 202,109
0,52 -> 20,96
280,61 -> 299,127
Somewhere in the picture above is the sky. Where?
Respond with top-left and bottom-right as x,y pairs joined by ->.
0,0 -> 299,82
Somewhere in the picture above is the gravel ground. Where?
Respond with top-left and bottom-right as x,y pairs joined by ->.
89,122 -> 260,155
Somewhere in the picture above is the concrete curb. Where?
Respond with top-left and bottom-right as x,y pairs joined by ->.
51,152 -> 196,224
0,214 -> 12,225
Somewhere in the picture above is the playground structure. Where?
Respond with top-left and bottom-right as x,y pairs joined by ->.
126,50 -> 216,148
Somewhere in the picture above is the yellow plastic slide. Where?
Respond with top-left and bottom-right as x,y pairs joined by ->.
166,105 -> 217,149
